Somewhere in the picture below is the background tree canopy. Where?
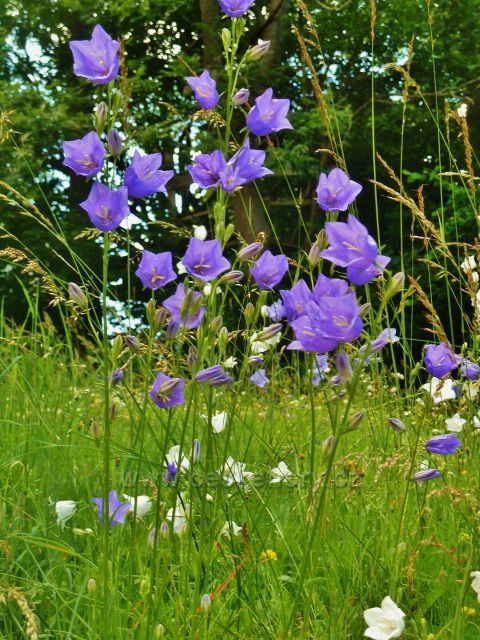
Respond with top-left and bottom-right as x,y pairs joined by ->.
1,0 -> 479,341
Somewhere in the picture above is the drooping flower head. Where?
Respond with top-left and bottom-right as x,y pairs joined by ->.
162,283 -> 205,329
316,168 -> 362,212
250,368 -> 269,388
250,250 -> 289,289
195,365 -> 233,387
424,342 -> 462,378
63,131 -> 106,177
70,25 -> 119,84
320,214 -> 390,285
182,238 -> 230,282
426,433 -> 462,455
91,490 -> 130,526
124,151 -> 174,199
55,500 -> 77,529
218,0 -> 256,17
149,372 -> 185,408
79,182 -> 130,232
414,469 -> 441,482
233,88 -> 250,105
246,88 -> 293,137
186,70 -> 220,110
135,250 -> 176,290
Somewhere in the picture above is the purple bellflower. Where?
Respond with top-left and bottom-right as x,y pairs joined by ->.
233,88 -> 250,105
316,168 -> 362,212
424,342 -> 462,378
262,299 -> 286,321
109,368 -> 123,385
70,25 -> 119,84
135,250 -> 176,290
149,372 -> 185,408
312,354 -> 329,386
182,238 -> 230,281
188,150 -> 227,189
79,182 -> 130,232
195,365 -> 233,387
250,368 -> 269,388
63,131 -> 106,177
320,214 -> 390,285
414,469 -> 441,481
219,0 -> 256,17
312,273 -> 350,301
247,88 -> 293,137
186,70 -> 220,110
162,283 -> 205,329
250,250 -> 289,289
461,359 -> 480,380
124,151 -> 174,199
220,139 -> 273,192
92,490 -> 130,526
165,462 -> 178,484
280,279 -> 312,323
426,433 -> 462,455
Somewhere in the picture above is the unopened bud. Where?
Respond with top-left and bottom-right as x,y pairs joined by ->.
217,326 -> 229,352
153,307 -> 168,332
87,578 -> 96,593
90,419 -> 101,440
146,299 -> 156,325
316,229 -> 328,251
248,355 -> 264,367
68,282 -> 87,308
192,438 -> 201,463
200,593 -> 211,613
247,39 -> 270,61
112,334 -> 124,361
193,224 -> 208,240
388,417 -> 406,433
107,128 -> 122,156
233,88 -> 249,106
321,435 -> 335,460
94,101 -> 107,131
160,521 -> 169,538
335,350 -> 352,383
154,623 -> 166,638
308,242 -> 321,266
109,403 -> 118,421
187,346 -> 198,371
258,323 -> 282,341
221,28 -> 231,51
224,223 -> 235,244
210,315 -> 223,334
166,320 -> 179,340
347,410 -> 365,431
140,578 -> 150,597
244,302 -> 255,324
125,335 -> 140,351
238,242 -> 263,261
358,303 -> 371,318
221,270 -> 244,284
385,272 -> 405,301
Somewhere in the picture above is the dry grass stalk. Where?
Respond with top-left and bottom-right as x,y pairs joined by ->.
407,275 -> 448,342
407,538 -> 455,595
448,108 -> 476,197
0,247 -> 62,306
0,586 -> 39,640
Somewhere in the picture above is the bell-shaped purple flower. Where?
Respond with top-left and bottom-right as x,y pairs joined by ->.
70,25 -> 119,84
109,368 -> 124,385
262,299 -> 286,321
107,128 -> 122,156
162,283 -> 205,329
280,279 -> 312,323
414,469 -> 441,481
219,0 -> 256,17
188,150 -> 227,189
312,274 -> 350,301
347,255 -> 391,286
182,238 -> 230,282
165,462 -> 178,484
149,372 -> 185,408
220,139 -> 273,192
124,151 -> 174,199
246,88 -> 293,137
92,490 -> 130,526
250,368 -> 269,388
316,168 -> 362,212
233,88 -> 249,105
461,359 -> 480,380
63,131 -> 106,177
195,365 -> 233,387
424,342 -> 462,378
426,433 -> 462,455
79,182 -> 130,232
135,251 -> 176,290
250,250 -> 289,289
312,355 -> 329,386
186,70 -> 220,110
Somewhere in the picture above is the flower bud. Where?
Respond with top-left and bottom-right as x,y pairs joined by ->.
125,335 -> 140,351
221,270 -> 244,284
192,438 -> 201,463
233,88 -> 249,106
200,594 -> 212,613
358,303 -> 371,318
224,223 -> 235,244
258,323 -> 282,341
140,578 -> 150,597
308,242 -> 321,267
146,299 -> 156,325
244,302 -> 255,325
210,315 -> 223,334
94,101 -> 108,131
154,624 -> 166,638
107,128 -> 122,156
87,578 -> 96,593
221,28 -> 231,51
321,435 -> 335,460
248,355 -> 264,367
217,326 -> 229,353
112,334 -> 124,361
153,307 -> 168,332
247,39 -> 270,61
388,417 -> 406,433
316,228 -> 328,250
347,410 -> 365,431
335,350 -> 352,383
68,282 -> 87,308
384,272 -> 405,301
187,346 -> 198,371
160,521 -> 169,538
166,319 -> 179,340
193,224 -> 208,240
238,242 -> 263,261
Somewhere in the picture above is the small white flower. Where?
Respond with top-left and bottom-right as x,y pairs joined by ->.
363,596 -> 405,639
473,415 -> 480,429
219,456 -> 254,486
421,377 -> 457,404
165,445 -> 190,472
166,494 -> 189,535
123,494 -> 152,518
445,412 -> 466,433
419,459 -> 430,472
55,500 -> 77,529
193,224 -> 208,240
270,461 -> 292,484
250,331 -> 281,354
470,571 -> 480,601
457,102 -> 468,118
211,411 -> 227,434
203,283 -> 212,296
260,305 -> 270,318
176,260 -> 187,275
224,356 -> 238,369
220,520 -> 243,538
461,255 -> 476,273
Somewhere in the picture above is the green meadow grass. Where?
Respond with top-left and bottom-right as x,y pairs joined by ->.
1,326 -> 479,639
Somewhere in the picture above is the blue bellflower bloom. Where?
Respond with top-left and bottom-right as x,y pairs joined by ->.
424,342 -> 462,378
70,25 -> 119,84
247,88 -> 292,137
92,490 -> 130,526
124,151 -> 174,199
250,250 -> 289,289
316,168 -> 362,212
186,70 -> 220,110
135,250 -> 176,290
63,131 -> 106,177
182,238 -> 230,282
79,182 -> 130,232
